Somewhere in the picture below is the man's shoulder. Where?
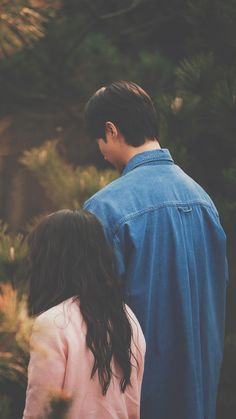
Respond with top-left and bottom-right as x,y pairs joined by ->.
84,175 -> 126,209
83,162 -> 219,232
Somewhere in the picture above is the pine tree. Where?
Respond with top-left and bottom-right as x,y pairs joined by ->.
0,0 -> 59,58
20,140 -> 118,209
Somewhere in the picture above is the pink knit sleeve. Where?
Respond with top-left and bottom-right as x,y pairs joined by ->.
23,313 -> 68,419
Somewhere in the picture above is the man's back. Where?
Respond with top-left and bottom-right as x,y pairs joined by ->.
84,149 -> 227,419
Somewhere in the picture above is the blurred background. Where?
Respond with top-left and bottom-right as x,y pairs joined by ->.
0,1 -> 235,418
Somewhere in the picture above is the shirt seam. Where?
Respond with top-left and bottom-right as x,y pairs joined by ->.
111,200 -> 214,238
123,158 -> 174,175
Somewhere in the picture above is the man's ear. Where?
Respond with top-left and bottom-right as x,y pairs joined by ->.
105,121 -> 118,138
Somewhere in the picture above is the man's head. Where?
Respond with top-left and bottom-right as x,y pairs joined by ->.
85,81 -> 159,147
84,81 -> 160,171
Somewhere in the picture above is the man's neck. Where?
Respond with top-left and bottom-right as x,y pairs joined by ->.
123,139 -> 161,167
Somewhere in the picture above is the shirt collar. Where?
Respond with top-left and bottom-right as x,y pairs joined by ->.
122,148 -> 174,176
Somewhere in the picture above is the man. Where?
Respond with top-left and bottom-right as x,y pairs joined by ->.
83,81 -> 228,419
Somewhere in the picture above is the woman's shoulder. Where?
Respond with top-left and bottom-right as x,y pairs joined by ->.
124,304 -> 139,325
125,304 -> 146,364
125,305 -> 145,340
34,297 -> 80,330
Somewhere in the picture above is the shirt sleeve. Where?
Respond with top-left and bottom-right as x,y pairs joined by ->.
23,314 -> 67,419
83,198 -> 126,278
83,198 -> 113,242
112,231 -> 126,278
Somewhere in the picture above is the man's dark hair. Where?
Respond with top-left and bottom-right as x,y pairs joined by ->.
27,209 -> 134,395
85,81 -> 159,147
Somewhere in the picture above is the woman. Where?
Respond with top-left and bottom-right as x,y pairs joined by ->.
23,209 -> 145,419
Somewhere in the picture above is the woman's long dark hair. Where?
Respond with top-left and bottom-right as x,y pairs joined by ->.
27,209 -> 133,395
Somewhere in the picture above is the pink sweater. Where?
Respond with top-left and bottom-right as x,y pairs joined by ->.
23,298 -> 145,418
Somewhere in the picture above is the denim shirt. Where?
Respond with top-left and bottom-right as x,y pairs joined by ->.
84,149 -> 228,419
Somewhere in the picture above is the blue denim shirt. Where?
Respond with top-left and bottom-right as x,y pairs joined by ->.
84,149 -> 227,419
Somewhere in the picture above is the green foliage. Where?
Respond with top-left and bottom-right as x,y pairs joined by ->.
0,282 -> 72,419
0,396 -> 11,419
0,221 -> 28,284
0,0 -> 235,417
217,335 -> 236,419
47,390 -> 72,419
0,222 -> 27,264
20,140 -> 118,209
210,78 -> 236,139
176,53 -> 216,96
0,283 -> 31,418
0,0 -> 60,58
